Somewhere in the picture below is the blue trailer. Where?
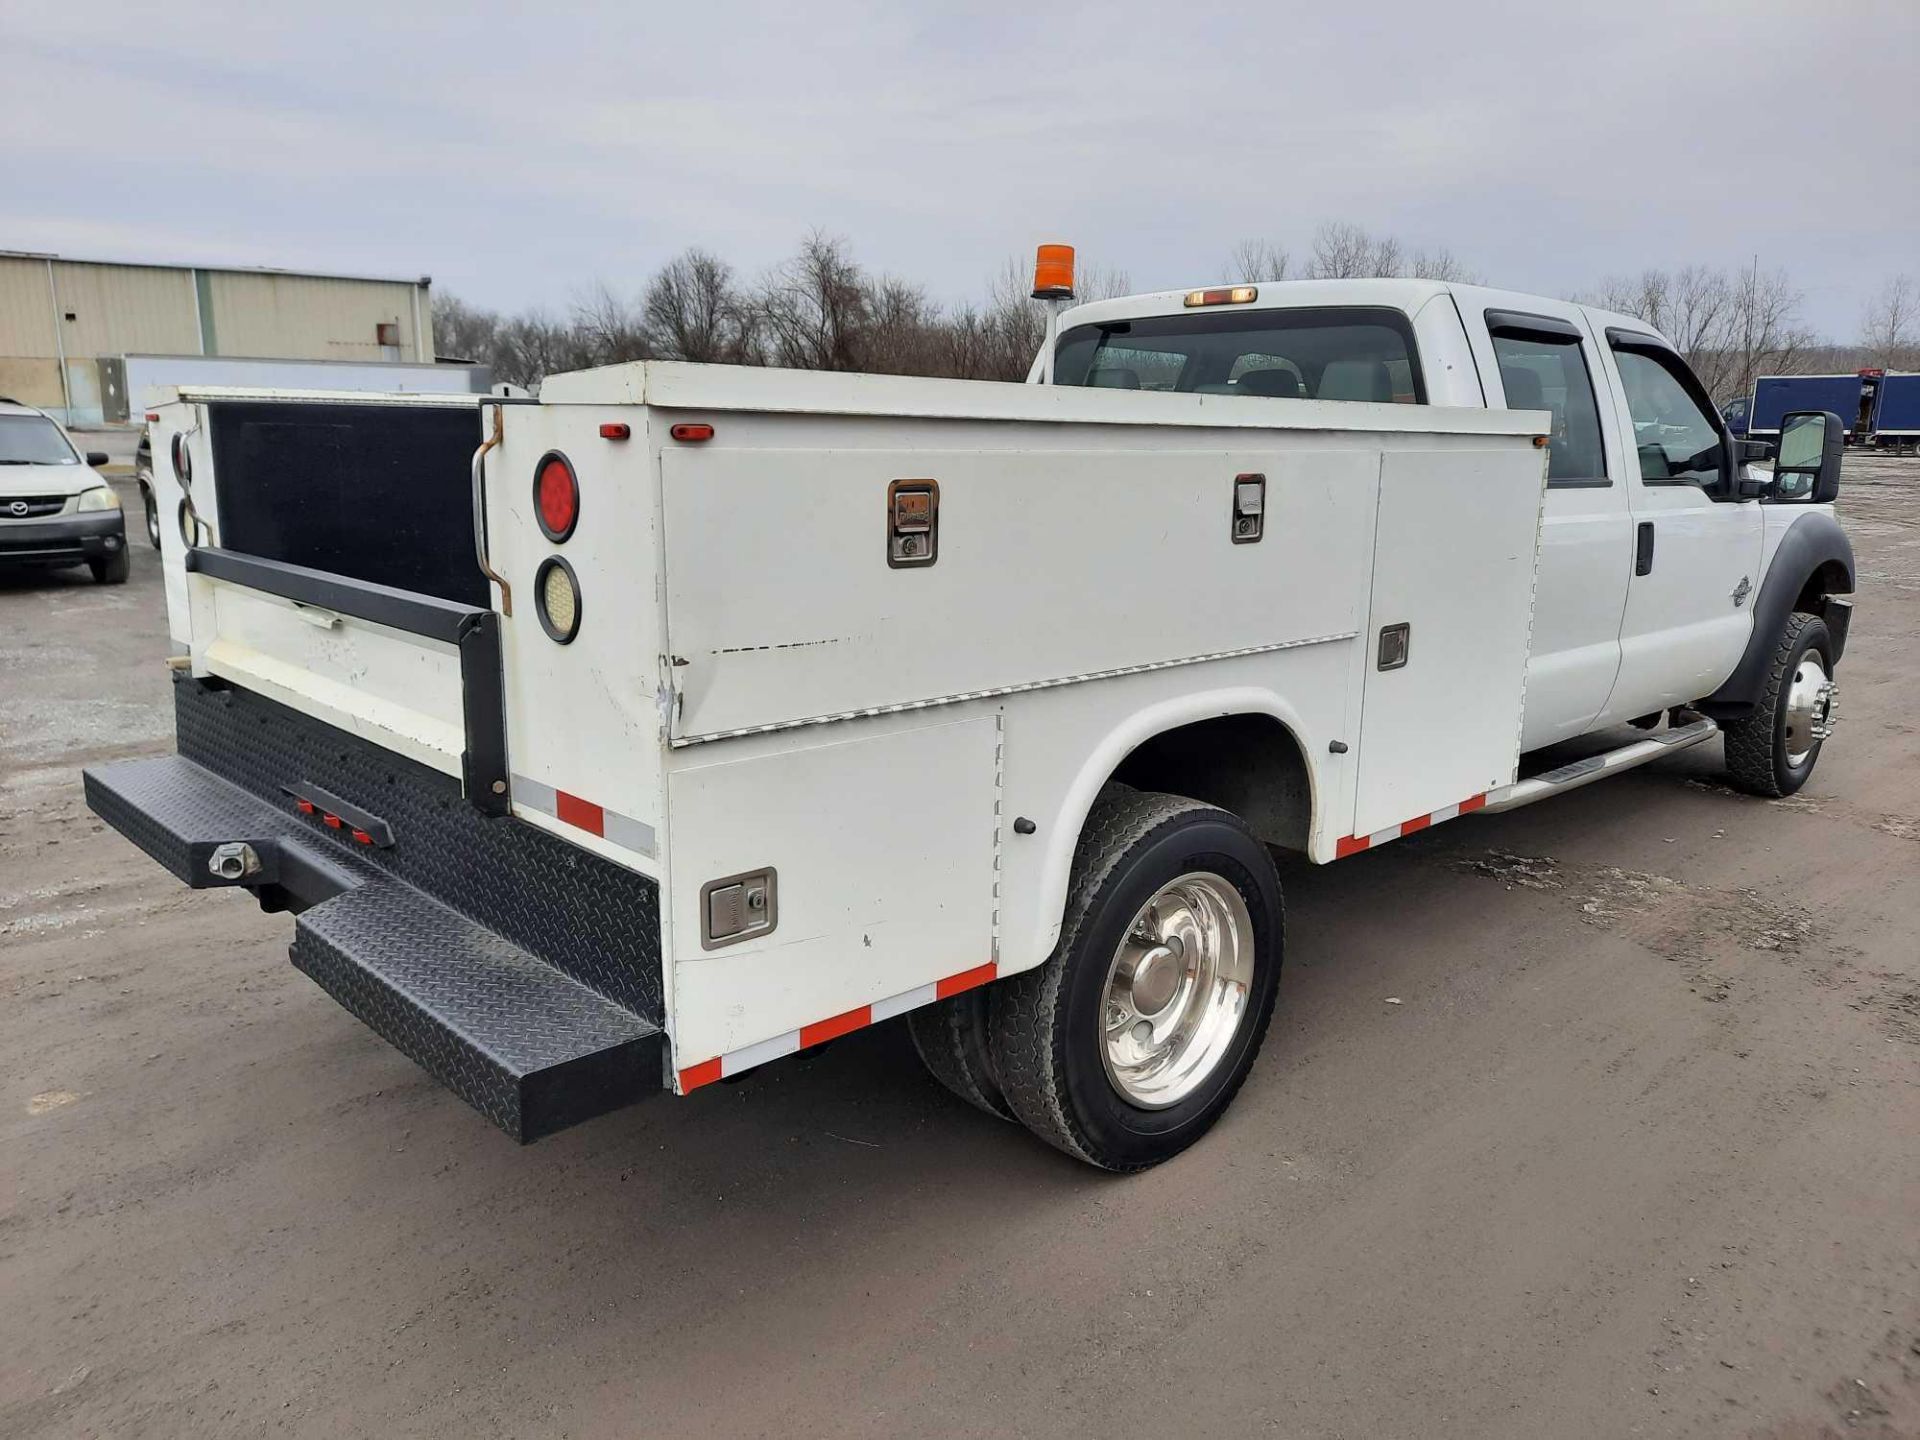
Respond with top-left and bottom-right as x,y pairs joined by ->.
1871,372 -> 1920,451
1748,373 -> 1871,439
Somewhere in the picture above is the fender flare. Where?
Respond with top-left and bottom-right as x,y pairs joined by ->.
1701,509 -> 1854,716
1025,687 -> 1321,968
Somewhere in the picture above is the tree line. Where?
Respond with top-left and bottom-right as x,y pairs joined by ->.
435,223 -> 1918,402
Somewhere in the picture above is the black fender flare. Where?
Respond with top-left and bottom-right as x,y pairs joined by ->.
1699,508 -> 1854,718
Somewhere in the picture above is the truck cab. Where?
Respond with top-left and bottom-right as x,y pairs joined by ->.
1034,277 -> 1853,773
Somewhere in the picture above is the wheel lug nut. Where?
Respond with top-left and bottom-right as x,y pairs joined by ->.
1131,1020 -> 1153,1045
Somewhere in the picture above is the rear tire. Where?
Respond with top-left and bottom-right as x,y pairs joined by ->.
989,789 -> 1283,1171
909,989 -> 1014,1121
89,547 -> 130,585
1723,611 -> 1833,797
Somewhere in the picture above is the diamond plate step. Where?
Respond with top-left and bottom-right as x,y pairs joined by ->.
293,882 -> 661,1142
85,750 -> 662,1143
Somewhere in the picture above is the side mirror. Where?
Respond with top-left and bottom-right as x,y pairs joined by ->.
85,450 -> 110,467
1772,410 -> 1843,504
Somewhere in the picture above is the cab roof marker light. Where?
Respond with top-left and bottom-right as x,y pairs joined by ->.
1185,286 -> 1259,308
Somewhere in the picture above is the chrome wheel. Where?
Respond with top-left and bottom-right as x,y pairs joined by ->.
1783,651 -> 1835,767
1101,872 -> 1254,1109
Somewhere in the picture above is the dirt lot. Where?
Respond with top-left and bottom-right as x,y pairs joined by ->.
3,460 -> 1917,1439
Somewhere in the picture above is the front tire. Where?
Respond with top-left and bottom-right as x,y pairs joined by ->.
89,547 -> 130,585
989,790 -> 1283,1171
1723,611 -> 1834,797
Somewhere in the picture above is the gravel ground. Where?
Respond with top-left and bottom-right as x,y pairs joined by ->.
2,461 -> 1917,1439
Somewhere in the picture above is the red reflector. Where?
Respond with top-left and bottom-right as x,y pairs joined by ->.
555,790 -> 605,837
323,813 -> 342,829
669,423 -> 714,442
295,799 -> 315,815
535,453 -> 578,542
144,411 -> 161,422
598,422 -> 631,440
351,829 -> 373,845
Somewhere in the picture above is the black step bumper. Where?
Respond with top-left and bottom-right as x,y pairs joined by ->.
84,677 -> 666,1143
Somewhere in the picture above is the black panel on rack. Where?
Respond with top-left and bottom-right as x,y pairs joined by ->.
204,400 -> 488,607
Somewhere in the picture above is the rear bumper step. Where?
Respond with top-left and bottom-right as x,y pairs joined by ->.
84,752 -> 662,1142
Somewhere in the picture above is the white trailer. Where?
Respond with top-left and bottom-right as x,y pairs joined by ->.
86,266 -> 1856,1170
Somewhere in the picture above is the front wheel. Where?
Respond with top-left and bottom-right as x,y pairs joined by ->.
989,790 -> 1283,1171
1723,611 -> 1834,797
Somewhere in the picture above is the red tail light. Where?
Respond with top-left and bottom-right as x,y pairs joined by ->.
534,452 -> 579,542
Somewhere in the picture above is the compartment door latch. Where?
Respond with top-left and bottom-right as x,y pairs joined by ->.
1232,472 -> 1265,543
888,479 -> 939,567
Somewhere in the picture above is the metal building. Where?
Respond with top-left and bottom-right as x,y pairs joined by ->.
0,252 -> 437,424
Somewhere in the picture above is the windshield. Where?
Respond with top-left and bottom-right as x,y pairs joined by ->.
0,413 -> 80,465
1053,307 -> 1423,403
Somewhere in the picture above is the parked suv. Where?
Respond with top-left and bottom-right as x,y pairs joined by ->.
0,399 -> 129,583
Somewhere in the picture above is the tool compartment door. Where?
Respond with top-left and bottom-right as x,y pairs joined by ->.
665,714 -> 1001,1072
1352,446 -> 1544,837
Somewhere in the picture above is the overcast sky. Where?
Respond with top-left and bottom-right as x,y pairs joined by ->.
4,1 -> 1915,338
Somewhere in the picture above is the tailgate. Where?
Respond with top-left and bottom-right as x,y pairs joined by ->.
182,547 -> 509,814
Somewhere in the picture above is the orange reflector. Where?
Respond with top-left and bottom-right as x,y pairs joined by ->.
669,423 -> 714,442
599,422 -> 631,440
1031,243 -> 1076,300
1185,286 -> 1259,307
1533,434 -> 1551,447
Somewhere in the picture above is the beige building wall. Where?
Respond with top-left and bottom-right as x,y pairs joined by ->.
0,255 -> 61,358
49,260 -> 202,357
207,271 -> 432,362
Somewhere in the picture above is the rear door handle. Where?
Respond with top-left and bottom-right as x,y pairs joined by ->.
1635,521 -> 1655,576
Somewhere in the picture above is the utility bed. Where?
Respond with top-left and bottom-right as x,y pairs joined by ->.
91,366 -> 1549,1143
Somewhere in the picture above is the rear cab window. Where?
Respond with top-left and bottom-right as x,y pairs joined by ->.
1484,310 -> 1608,487
1053,307 -> 1424,404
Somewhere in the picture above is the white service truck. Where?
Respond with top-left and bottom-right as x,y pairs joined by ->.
87,267 -> 1855,1170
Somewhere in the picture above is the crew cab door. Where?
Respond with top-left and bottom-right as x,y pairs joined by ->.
1593,327 -> 1762,723
1459,296 -> 1631,749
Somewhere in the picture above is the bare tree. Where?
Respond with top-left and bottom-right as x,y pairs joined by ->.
430,293 -> 503,366
572,282 -> 651,366
1299,221 -> 1477,282
1860,274 -> 1917,367
1227,239 -> 1290,284
644,249 -> 757,364
1306,221 -> 1378,279
758,232 -> 871,371
1578,263 -> 1810,401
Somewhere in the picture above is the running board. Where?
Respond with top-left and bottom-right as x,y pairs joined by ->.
1481,717 -> 1719,814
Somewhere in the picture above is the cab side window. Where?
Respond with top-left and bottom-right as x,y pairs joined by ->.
1610,344 -> 1725,486
1489,328 -> 1607,486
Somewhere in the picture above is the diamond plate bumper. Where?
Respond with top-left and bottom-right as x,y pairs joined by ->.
83,678 -> 666,1143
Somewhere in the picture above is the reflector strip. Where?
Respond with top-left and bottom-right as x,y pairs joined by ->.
677,960 -> 999,1093
1335,792 -> 1487,858
511,774 -> 657,858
